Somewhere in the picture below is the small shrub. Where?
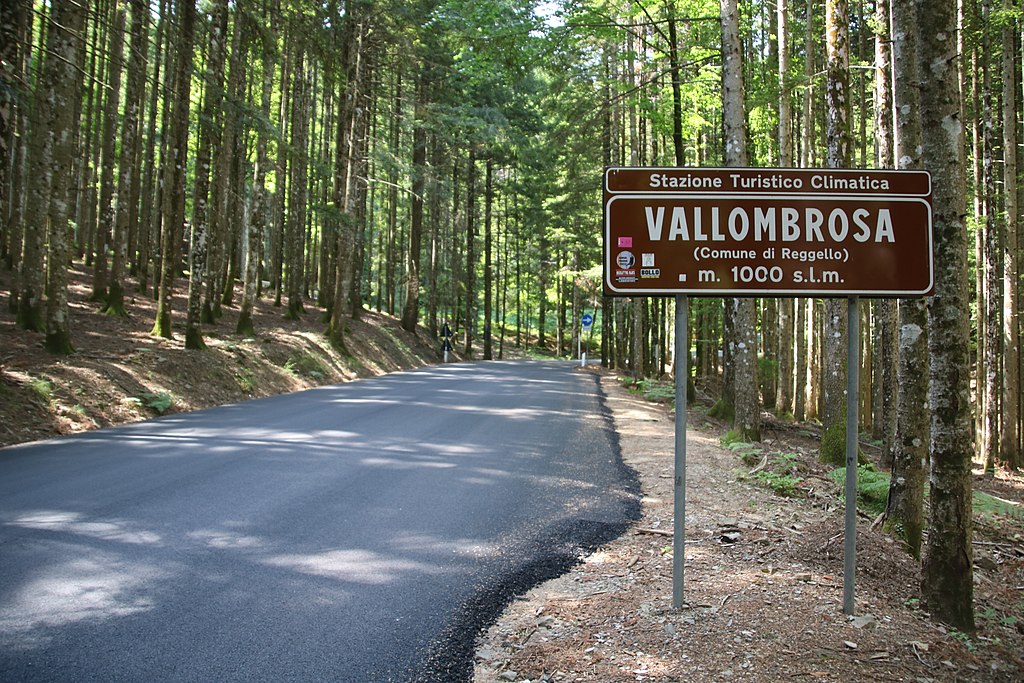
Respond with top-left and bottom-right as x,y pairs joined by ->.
636,378 -> 675,403
284,351 -> 328,379
819,420 -> 868,466
708,398 -> 735,423
235,368 -> 257,393
829,463 -> 890,518
722,433 -> 762,465
751,470 -> 802,497
30,377 -> 54,401
134,392 -> 173,414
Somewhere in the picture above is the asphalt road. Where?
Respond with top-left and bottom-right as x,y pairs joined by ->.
0,360 -> 639,682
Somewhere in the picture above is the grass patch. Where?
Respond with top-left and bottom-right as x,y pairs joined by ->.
30,377 -> 54,402
235,368 -> 257,393
125,392 -> 173,415
633,378 -> 675,403
736,449 -> 804,497
828,464 -> 891,517
974,491 -> 1024,521
750,470 -> 803,497
284,351 -> 329,379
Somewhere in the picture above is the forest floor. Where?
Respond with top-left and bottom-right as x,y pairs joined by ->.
0,263 -> 450,448
4,265 -> 1024,683
473,372 -> 1024,683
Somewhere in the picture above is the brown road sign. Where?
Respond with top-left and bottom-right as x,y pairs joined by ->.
603,167 -> 933,297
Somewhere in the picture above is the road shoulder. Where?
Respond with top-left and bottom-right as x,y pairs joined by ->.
473,369 -> 1022,682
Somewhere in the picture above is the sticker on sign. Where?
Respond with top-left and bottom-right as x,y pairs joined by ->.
603,167 -> 933,298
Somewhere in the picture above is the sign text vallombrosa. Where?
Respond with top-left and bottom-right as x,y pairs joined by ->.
603,167 -> 934,297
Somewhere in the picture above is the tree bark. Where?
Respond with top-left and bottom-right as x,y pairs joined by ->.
820,0 -> 851,463
1,0 -> 31,279
402,70 -> 427,334
464,147 -> 476,358
1000,0 -> 1020,469
872,0 -> 897,464
980,0 -> 1001,472
105,0 -> 147,317
185,0 -> 229,349
42,0 -> 88,354
91,2 -> 126,303
721,0 -> 760,441
918,0 -> 975,633
883,0 -> 928,559
238,7 -> 276,337
483,157 -> 494,360
151,0 -> 197,339
285,48 -> 309,321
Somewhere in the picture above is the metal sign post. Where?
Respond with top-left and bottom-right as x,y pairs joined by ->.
844,296 -> 860,615
673,295 -> 688,609
602,166 -> 933,615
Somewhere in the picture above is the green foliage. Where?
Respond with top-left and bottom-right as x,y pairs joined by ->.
828,464 -> 891,518
284,351 -> 328,379
733,446 -> 804,497
819,421 -> 846,465
128,392 -> 173,415
29,377 -> 54,402
235,368 -> 257,393
973,491 -> 1024,521
708,398 -> 735,423
632,378 -> 675,403
750,470 -> 803,497
819,420 -> 868,466
722,434 -> 761,465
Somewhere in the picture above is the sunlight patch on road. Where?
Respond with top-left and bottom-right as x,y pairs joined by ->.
6,510 -> 162,546
188,528 -> 266,549
0,553 -> 165,649
264,549 -> 438,584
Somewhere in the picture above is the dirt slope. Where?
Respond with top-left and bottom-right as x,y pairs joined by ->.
0,264 -> 448,448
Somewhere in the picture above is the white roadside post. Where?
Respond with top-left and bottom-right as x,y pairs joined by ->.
581,313 -> 594,366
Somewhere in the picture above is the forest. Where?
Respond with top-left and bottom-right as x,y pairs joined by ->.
1,0 -> 1021,634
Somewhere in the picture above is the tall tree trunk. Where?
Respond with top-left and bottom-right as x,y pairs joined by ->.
483,157 -> 494,360
883,0 -> 928,559
464,147 -> 476,358
185,0 -> 229,349
151,0 -> 197,339
980,0 -> 1001,472
239,7 -> 275,337
92,2 -> 125,304
721,0 -> 760,441
795,298 -> 808,421
918,0 -> 975,633
1,0 -> 31,278
105,0 -> 147,317
386,71 -> 401,316
17,4 -> 56,332
285,48 -> 309,320
402,71 -> 427,334
820,0 -> 851,463
1000,1 -> 1020,469
137,0 -> 168,296
42,0 -> 88,354
872,0 -> 898,465
327,1 -> 370,351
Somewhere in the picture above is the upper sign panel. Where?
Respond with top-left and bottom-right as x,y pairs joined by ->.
603,167 -> 933,297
